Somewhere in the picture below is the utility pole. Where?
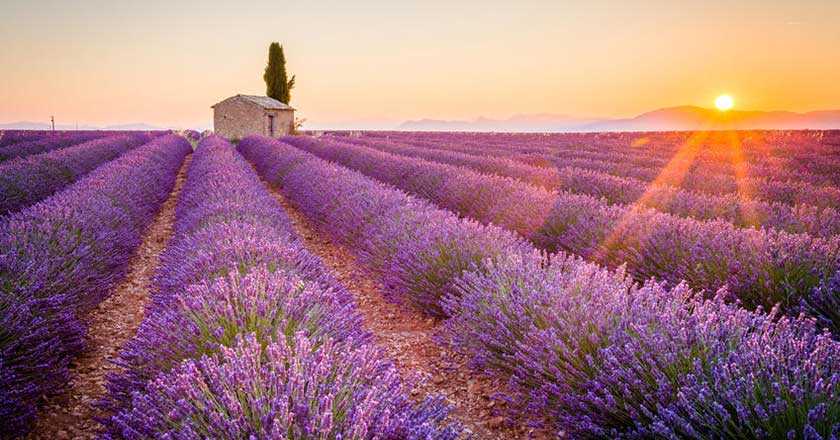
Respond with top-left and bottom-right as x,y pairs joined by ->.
50,116 -> 55,131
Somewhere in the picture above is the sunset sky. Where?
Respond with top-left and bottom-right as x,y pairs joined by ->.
2,0 -> 839,129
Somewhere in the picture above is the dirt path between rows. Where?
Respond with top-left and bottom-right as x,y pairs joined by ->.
28,155 -> 191,440
266,185 -> 544,439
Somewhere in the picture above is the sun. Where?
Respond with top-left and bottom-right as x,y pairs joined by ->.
715,94 -> 734,111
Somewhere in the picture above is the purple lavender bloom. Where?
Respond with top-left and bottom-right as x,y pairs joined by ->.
239,135 -> 533,316
0,134 -> 190,437
241,134 -> 840,437
278,135 -> 840,318
360,131 -> 840,210
0,130 -> 116,161
446,251 -> 840,438
338,135 -> 840,238
102,135 -> 459,437
0,129 -> 53,149
802,271 -> 840,336
105,262 -> 369,414
107,334 -> 459,440
0,132 -> 157,215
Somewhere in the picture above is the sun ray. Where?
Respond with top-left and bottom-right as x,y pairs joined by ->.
596,130 -> 711,264
725,130 -> 761,228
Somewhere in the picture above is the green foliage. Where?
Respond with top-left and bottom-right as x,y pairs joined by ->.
263,42 -> 296,104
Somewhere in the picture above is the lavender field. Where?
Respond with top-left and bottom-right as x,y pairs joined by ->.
1,129 -> 839,439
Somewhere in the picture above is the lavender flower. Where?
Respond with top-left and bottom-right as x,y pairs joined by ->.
241,134 -> 840,437
0,132 -> 157,214
802,271 -> 840,337
278,135 -> 840,321
239,135 -> 532,316
338,135 -> 840,238
0,130 -> 117,161
0,134 -> 190,437
102,135 -> 459,437
108,334 -> 458,440
446,252 -> 840,438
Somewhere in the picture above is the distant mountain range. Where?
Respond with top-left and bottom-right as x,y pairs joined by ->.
399,106 -> 840,132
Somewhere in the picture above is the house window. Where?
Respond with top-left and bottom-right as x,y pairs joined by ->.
268,114 -> 275,136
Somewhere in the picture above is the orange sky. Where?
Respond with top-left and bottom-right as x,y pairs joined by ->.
1,0 -> 839,129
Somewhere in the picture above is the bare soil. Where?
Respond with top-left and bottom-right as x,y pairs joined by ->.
27,156 -> 191,440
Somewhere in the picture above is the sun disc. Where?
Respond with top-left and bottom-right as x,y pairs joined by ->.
715,95 -> 734,111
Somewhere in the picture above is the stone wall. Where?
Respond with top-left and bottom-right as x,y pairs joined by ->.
268,109 -> 295,137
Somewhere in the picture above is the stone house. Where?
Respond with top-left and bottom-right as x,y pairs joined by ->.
211,94 -> 295,140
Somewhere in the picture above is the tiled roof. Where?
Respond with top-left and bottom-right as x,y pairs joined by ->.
213,94 -> 294,110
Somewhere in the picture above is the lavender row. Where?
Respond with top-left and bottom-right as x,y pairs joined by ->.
241,135 -> 840,438
547,153 -> 840,209
554,131 -> 840,178
0,134 -> 190,437
0,131 -> 114,162
284,136 -> 840,318
0,132 -> 156,215
445,252 -> 840,438
339,135 -> 840,238
371,130 -> 840,179
547,144 -> 838,186
101,136 -> 458,439
0,130 -> 52,148
539,145 -> 840,193
362,133 -> 840,332
368,130 -> 840,193
368,133 -> 840,207
240,136 -> 533,316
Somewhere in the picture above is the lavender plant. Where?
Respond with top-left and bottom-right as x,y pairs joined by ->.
280,135 -> 840,321
802,271 -> 840,337
239,135 -> 532,316
102,136 -> 459,438
0,134 -> 190,437
0,129 -> 52,148
446,252 -> 840,438
342,135 -> 840,238
242,135 -> 840,437
366,130 -> 840,186
367,131 -> 840,209
0,132 -> 156,215
107,334 -> 458,440
0,130 -> 113,161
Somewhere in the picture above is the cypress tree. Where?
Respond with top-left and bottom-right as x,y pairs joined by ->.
263,42 -> 295,104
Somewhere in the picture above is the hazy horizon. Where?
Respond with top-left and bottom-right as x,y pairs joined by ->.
2,0 -> 840,129
5,104 -> 840,132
